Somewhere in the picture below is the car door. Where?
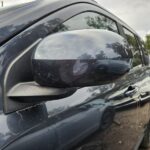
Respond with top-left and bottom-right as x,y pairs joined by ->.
45,7 -> 120,149
136,37 -> 150,103
55,105 -> 100,150
1,2 -> 112,150
106,27 -> 150,109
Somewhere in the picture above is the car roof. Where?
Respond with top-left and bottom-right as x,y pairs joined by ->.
0,0 -> 137,46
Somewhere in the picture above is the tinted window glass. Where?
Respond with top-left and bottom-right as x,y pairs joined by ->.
137,37 -> 149,56
59,12 -> 118,33
123,28 -> 142,67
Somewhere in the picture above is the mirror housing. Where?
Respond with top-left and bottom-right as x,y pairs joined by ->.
32,29 -> 132,88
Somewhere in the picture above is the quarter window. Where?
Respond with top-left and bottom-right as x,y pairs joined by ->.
58,12 -> 118,33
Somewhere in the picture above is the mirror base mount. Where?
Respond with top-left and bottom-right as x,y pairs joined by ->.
7,81 -> 77,103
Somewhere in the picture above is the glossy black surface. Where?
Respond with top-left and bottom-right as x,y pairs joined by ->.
0,99 -> 114,150
0,0 -> 150,149
33,29 -> 132,87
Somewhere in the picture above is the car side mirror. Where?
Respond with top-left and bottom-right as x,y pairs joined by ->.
32,29 -> 132,88
4,29 -> 133,114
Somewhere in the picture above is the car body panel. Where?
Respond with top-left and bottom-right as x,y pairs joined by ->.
1,2 -> 109,113
0,1 -> 136,114
0,0 -> 150,149
0,99 -> 111,150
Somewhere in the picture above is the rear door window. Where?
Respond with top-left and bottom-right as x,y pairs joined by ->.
123,27 -> 142,67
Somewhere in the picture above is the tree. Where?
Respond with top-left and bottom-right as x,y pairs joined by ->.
144,34 -> 150,54
145,34 -> 150,54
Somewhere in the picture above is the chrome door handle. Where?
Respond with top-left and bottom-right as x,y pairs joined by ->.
124,86 -> 138,97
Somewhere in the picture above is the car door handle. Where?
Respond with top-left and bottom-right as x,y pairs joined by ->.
124,86 -> 139,97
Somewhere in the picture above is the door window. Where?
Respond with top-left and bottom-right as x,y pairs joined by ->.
57,12 -> 118,33
123,28 -> 142,67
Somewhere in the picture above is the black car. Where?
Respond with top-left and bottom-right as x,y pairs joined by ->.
0,0 -> 150,150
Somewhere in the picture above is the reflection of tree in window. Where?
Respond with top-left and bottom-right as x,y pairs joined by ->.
145,35 -> 150,54
86,15 -> 107,29
96,51 -> 106,59
86,15 -> 118,33
53,23 -> 69,32
123,28 -> 141,67
59,12 -> 118,33
125,35 -> 138,50
132,52 -> 141,67
106,18 -> 118,33
78,53 -> 94,59
107,42 -> 128,59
